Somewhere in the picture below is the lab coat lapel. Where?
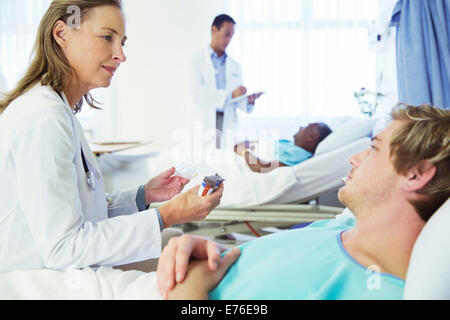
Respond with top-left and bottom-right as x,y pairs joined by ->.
203,47 -> 217,88
76,119 -> 108,222
58,90 -> 108,222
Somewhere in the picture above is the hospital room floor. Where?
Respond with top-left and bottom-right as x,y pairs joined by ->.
176,223 -> 258,248
180,221 -> 300,248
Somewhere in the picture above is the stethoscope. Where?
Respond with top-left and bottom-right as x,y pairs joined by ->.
81,147 -> 96,191
56,90 -> 96,191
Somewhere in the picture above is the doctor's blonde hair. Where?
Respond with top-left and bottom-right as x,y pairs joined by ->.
390,104 -> 450,222
0,0 -> 122,114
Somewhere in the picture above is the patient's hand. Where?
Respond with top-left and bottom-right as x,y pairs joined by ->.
166,248 -> 241,300
157,234 -> 228,299
234,140 -> 257,154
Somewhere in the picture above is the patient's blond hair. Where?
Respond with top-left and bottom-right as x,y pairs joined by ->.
390,103 -> 450,221
0,0 -> 122,114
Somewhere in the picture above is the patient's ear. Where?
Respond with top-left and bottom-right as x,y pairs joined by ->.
403,160 -> 436,192
309,128 -> 320,142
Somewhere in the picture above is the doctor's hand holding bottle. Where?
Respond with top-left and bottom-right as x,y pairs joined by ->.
157,183 -> 224,228
143,166 -> 224,228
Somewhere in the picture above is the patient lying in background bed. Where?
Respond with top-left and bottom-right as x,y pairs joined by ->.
234,122 -> 332,173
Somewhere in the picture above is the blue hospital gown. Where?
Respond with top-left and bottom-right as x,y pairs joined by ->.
274,139 -> 312,166
209,220 -> 404,300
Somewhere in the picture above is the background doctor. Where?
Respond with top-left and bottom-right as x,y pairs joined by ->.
0,0 -> 224,273
189,14 -> 263,149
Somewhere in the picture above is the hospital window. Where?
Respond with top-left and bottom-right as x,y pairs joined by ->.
0,0 -> 51,90
0,0 -> 113,140
229,0 -> 379,118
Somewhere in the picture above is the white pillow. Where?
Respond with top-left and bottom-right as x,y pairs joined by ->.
315,118 -> 376,155
404,198 -> 450,299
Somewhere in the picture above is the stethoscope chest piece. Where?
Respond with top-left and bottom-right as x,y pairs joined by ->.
86,171 -> 96,191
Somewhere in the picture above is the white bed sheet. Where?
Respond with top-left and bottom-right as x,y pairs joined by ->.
0,267 -> 161,300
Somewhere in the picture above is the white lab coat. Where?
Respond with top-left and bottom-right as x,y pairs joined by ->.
0,83 -> 162,272
189,46 -> 254,149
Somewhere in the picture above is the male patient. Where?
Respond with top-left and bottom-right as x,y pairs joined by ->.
157,104 -> 449,299
234,122 -> 332,173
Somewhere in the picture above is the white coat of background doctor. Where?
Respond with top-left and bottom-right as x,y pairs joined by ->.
189,14 -> 263,149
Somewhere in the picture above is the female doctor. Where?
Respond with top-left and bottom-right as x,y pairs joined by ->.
0,0 -> 224,274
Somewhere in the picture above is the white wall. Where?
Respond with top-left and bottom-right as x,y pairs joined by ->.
112,0 -> 231,151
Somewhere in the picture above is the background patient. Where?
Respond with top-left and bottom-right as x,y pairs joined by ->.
159,104 -> 450,299
234,122 -> 332,173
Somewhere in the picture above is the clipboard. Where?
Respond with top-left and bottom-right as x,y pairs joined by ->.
225,94 -> 249,104
225,92 -> 266,105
